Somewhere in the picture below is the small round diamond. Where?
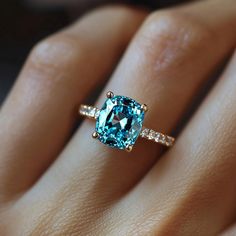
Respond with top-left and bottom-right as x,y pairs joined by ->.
148,130 -> 156,140
140,128 -> 149,138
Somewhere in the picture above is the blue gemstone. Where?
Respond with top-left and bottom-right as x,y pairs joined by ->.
96,95 -> 145,150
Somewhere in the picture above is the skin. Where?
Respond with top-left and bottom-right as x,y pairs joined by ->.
0,0 -> 236,235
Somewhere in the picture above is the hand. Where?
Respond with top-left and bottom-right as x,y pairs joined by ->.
0,0 -> 236,235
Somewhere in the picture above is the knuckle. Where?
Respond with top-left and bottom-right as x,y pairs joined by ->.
95,4 -> 146,18
27,33 -> 85,78
99,4 -> 137,15
136,10 -> 215,70
146,10 -> 214,45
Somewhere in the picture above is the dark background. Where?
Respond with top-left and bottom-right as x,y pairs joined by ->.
0,0 -> 188,105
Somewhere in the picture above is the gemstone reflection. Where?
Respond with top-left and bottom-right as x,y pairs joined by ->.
95,95 -> 145,150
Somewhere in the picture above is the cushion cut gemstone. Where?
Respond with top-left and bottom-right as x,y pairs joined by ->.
96,95 -> 145,150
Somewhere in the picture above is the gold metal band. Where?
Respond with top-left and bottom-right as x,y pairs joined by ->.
79,104 -> 175,147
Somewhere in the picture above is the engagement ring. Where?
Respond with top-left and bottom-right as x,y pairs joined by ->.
79,91 -> 175,152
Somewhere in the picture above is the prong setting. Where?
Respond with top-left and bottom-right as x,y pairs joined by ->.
141,104 -> 148,113
106,91 -> 114,98
126,145 -> 133,152
92,132 -> 99,139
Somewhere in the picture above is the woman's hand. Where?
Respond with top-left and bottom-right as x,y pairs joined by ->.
0,0 -> 236,235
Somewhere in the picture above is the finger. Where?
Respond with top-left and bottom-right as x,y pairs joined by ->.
27,0 -> 236,232
119,50 -> 236,235
221,224 -> 236,236
0,6 -> 147,200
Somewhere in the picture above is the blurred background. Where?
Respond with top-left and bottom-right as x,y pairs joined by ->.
0,0 -> 189,105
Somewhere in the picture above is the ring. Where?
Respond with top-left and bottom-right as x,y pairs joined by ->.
79,91 -> 175,152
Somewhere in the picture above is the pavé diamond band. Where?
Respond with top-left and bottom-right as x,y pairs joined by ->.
79,91 -> 175,152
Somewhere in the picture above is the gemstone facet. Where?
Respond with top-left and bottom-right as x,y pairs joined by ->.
95,95 -> 145,150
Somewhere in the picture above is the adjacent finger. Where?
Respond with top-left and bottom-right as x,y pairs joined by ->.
221,224 -> 236,236
120,50 -> 236,235
0,5 -> 147,200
